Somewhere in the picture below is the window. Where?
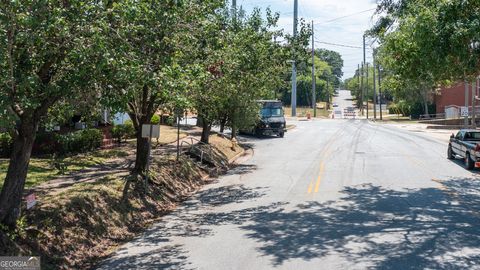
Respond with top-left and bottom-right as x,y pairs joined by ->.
261,108 -> 283,117
465,132 -> 480,141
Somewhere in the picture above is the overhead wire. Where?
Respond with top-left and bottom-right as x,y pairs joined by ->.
314,8 -> 376,25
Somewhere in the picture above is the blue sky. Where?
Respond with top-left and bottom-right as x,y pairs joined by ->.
237,0 -> 378,80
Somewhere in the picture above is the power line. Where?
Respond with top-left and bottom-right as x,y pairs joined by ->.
314,8 -> 376,25
314,40 -> 363,49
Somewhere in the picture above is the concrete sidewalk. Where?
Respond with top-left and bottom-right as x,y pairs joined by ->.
380,122 -> 456,143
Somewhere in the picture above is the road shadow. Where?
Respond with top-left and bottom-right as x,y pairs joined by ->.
100,178 -> 480,269
97,184 -> 268,269
98,244 -> 194,270
142,178 -> 480,269
448,158 -> 480,174
234,178 -> 480,269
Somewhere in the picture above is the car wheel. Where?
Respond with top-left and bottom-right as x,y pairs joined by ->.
465,153 -> 474,170
279,132 -> 284,138
447,145 -> 454,160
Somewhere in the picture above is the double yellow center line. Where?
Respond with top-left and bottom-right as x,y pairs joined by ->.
308,162 -> 325,194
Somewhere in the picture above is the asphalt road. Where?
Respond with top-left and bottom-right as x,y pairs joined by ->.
99,91 -> 480,270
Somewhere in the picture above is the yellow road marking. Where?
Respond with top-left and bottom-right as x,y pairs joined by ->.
314,162 -> 325,193
308,182 -> 314,194
306,125 -> 347,194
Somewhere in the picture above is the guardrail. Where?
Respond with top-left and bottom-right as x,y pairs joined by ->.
180,136 -> 213,165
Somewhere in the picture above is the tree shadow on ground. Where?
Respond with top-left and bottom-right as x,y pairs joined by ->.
146,177 -> 480,269
98,184 -> 268,269
101,178 -> 480,269
97,244 -> 194,270
234,178 -> 480,269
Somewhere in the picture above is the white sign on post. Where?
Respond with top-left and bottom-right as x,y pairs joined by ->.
141,124 -> 160,138
461,106 -> 469,117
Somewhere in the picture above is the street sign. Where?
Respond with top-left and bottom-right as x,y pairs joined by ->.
141,124 -> 160,138
461,106 -> 469,117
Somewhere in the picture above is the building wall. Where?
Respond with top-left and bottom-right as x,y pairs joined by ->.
435,80 -> 480,113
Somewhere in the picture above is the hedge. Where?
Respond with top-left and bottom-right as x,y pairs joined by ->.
0,133 -> 12,158
55,129 -> 103,155
111,121 -> 136,143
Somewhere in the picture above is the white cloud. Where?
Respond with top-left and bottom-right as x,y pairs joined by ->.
240,0 -> 379,80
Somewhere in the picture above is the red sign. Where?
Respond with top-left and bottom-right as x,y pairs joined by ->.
26,193 -> 36,210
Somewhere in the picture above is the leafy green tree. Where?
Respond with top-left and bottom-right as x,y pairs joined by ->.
295,56 -> 333,107
315,49 -> 344,88
225,9 -> 289,138
0,0 -> 106,227
190,7 -> 289,142
371,0 -> 480,116
102,0 -> 222,171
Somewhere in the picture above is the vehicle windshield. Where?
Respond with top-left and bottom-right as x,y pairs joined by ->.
464,132 -> 480,141
261,108 -> 283,117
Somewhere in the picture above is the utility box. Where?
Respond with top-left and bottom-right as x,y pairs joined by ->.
445,106 -> 460,119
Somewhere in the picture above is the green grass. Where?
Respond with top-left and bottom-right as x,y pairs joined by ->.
0,159 -> 63,189
284,106 -> 330,118
0,148 -> 130,189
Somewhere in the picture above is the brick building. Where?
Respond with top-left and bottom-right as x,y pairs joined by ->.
435,79 -> 480,114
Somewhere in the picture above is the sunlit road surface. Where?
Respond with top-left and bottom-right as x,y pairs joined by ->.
99,91 -> 480,270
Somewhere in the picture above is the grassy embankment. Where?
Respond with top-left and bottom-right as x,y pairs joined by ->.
0,132 -> 238,270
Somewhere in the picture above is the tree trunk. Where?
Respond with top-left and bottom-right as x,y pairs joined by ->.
231,124 -> 237,140
200,119 -> 211,144
0,118 -> 37,228
219,116 -> 227,133
423,87 -> 430,118
134,132 -> 150,174
196,115 -> 203,128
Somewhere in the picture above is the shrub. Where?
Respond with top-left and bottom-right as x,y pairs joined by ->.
0,133 -> 12,158
56,129 -> 103,155
388,101 -> 436,119
112,121 -> 136,143
151,114 -> 161,125
165,115 -> 175,126
124,120 -> 136,137
33,132 -> 58,155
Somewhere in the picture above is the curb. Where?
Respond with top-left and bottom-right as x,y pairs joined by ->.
228,148 -> 247,164
286,125 -> 297,131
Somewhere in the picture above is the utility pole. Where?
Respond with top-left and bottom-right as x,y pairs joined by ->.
366,63 -> 369,119
360,62 -> 364,115
378,63 -> 383,120
232,0 -> 237,22
363,34 -> 366,118
465,80 -> 469,127
473,79 -> 477,128
327,77 -> 330,107
291,0 -> 298,117
357,64 -> 360,110
373,50 -> 377,120
312,21 -> 316,117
